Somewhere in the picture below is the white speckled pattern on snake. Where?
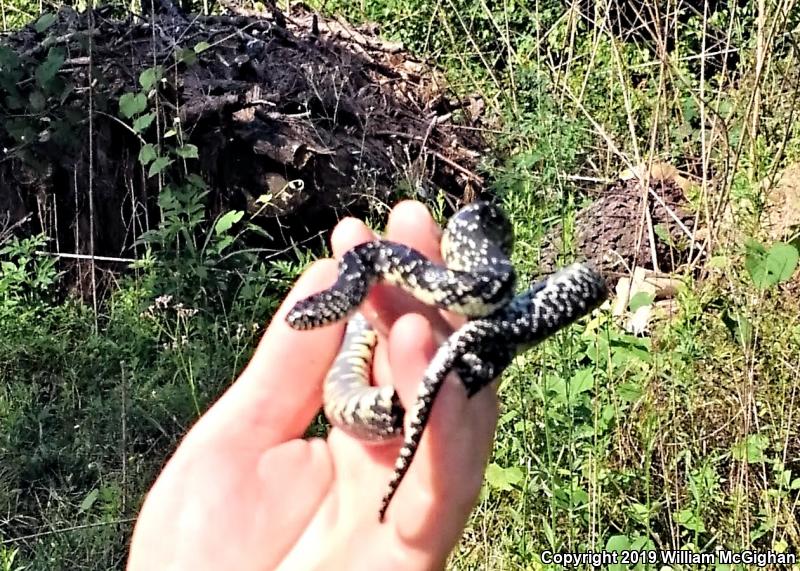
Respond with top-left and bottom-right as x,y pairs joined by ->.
286,201 -> 608,521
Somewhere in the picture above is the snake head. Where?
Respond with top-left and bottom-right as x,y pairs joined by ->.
444,201 -> 515,258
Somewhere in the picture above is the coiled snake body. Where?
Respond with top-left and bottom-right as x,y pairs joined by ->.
286,202 -> 607,521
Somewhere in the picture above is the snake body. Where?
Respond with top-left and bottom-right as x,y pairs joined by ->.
286,201 -> 608,521
320,312 -> 404,440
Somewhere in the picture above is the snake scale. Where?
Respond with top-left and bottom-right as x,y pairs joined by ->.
286,201 -> 608,521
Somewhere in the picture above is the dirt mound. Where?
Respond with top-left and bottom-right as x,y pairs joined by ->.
540,163 -> 702,282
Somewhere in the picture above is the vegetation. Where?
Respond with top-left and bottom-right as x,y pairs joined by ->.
2,0 -> 800,569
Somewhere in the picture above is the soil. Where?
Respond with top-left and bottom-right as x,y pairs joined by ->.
539,171 -> 702,283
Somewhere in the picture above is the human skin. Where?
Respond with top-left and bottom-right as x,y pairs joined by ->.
126,201 -> 500,571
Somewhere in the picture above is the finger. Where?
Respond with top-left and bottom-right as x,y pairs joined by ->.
252,438 -> 334,567
380,201 -> 455,334
328,208 -> 447,384
322,312 -> 439,516
327,217 -> 392,386
385,200 -> 443,264
330,216 -> 378,256
330,202 -> 453,386
387,314 -> 499,552
184,260 -> 344,448
331,202 -> 454,337
328,216 -> 390,341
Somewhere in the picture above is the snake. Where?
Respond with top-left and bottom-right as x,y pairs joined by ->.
286,201 -> 608,521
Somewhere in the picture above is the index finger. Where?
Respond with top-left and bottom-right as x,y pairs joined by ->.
183,260 -> 345,449
331,200 -> 455,338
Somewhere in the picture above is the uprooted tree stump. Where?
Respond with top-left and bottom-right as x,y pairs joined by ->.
0,2 -> 488,261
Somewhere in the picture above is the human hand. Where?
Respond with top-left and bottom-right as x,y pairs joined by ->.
127,201 -> 499,571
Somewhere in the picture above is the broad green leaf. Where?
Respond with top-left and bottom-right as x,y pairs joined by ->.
544,373 -> 566,403
598,403 -> 616,432
139,66 -> 163,91
718,98 -> 733,117
764,243 -> 798,284
605,534 -> 630,551
176,144 -> 199,159
735,313 -> 753,347
5,94 -> 24,110
606,535 -> 631,571
745,248 -> 768,287
133,112 -> 155,133
186,174 -> 207,189
654,223 -> 677,248
0,46 -> 22,96
214,235 -> 235,254
0,45 -> 20,68
28,90 -> 46,112
485,462 -> 523,491
611,344 -> 652,365
119,92 -> 147,119
34,13 -> 57,33
214,210 -> 244,235
567,368 -> 593,402
682,95 -> 698,122
629,502 -> 653,524
78,489 -> 99,513
5,117 -> 36,144
732,434 -> 768,463
138,144 -> 157,166
630,534 -> 655,551
675,509 -> 706,533
708,255 -> 730,268
745,237 -> 767,254
178,48 -> 197,65
35,48 -> 65,88
628,291 -> 655,312
750,519 -> 774,542
745,240 -> 798,288
617,381 -> 643,403
254,193 -> 272,206
194,41 -> 211,53
147,157 -> 173,177
58,82 -> 75,104
721,309 -> 752,347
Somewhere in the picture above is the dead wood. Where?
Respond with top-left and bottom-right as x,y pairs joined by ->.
0,2 -> 488,262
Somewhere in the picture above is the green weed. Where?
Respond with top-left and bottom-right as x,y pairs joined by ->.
3,0 -> 800,569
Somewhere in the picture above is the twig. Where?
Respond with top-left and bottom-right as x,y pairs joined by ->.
21,29 -> 100,58
373,129 -> 483,183
1,519 -> 137,544
560,174 -> 615,184
88,4 -> 98,333
120,360 -> 128,512
646,187 -> 707,257
37,251 -> 138,263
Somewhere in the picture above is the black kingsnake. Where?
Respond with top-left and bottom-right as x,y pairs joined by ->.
286,201 -> 608,521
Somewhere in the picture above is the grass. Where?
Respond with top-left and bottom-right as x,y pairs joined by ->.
2,0 -> 800,569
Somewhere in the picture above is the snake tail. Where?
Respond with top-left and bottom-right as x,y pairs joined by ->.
378,263 -> 607,521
